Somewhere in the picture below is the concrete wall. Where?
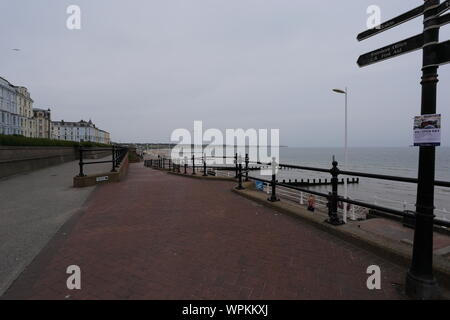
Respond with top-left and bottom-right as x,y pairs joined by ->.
0,146 -> 111,179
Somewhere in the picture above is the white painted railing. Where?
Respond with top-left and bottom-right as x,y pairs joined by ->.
262,183 -> 368,221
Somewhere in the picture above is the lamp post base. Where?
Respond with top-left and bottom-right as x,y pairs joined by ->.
405,271 -> 440,300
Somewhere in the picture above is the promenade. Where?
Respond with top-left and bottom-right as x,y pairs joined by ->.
3,163 -> 407,299
0,157 -> 112,296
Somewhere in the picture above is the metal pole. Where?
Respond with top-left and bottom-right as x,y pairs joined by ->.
236,163 -> 244,190
405,0 -> 441,299
192,155 -> 196,175
344,87 -> 349,222
268,158 -> 279,202
203,153 -> 207,176
327,157 -> 343,226
235,153 -> 238,178
78,148 -> 85,177
245,153 -> 249,182
111,146 -> 116,172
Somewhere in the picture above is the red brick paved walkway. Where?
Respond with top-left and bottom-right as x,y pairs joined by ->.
3,164 -> 406,300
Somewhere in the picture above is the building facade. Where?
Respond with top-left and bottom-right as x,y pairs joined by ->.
33,108 -> 52,139
0,77 -> 20,135
1,75 -> 111,143
15,86 -> 35,137
51,120 -> 111,144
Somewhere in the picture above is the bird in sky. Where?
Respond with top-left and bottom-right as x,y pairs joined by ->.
12,48 -> 21,51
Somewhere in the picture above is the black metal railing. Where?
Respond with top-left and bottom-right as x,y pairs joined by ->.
144,154 -> 244,177
143,153 -> 450,228
235,157 -> 450,228
78,146 -> 128,177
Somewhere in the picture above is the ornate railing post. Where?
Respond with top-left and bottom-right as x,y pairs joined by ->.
326,157 -> 343,225
234,153 -> 238,178
236,155 -> 244,190
236,165 -> 244,190
184,156 -> 188,174
111,146 -> 117,172
203,153 -> 207,176
78,147 -> 85,177
245,153 -> 249,182
268,157 -> 279,202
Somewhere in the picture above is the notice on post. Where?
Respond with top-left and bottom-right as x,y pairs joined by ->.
413,114 -> 441,146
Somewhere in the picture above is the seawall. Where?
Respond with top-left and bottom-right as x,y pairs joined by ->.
0,146 -> 110,179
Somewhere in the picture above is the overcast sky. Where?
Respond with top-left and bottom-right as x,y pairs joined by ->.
1,0 -> 449,146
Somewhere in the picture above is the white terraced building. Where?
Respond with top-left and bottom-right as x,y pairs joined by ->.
16,86 -> 35,137
0,76 -> 48,138
51,120 -> 111,144
0,75 -> 111,143
0,77 -> 21,135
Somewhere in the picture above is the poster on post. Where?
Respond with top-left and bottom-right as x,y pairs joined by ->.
413,114 -> 441,146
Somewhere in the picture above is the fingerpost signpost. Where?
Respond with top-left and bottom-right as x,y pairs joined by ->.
357,0 -> 450,299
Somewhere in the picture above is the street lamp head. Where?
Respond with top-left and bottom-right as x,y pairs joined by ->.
333,88 -> 346,94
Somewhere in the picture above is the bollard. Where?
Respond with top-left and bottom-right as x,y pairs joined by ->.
192,155 -> 196,175
326,157 -> 343,225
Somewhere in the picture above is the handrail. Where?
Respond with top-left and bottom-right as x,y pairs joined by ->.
78,146 -> 128,177
143,154 -> 450,228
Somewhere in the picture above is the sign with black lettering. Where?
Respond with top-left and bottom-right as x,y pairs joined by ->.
437,12 -> 450,27
437,0 -> 450,16
96,176 -> 109,182
357,33 -> 424,67
357,5 -> 424,41
437,39 -> 450,65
